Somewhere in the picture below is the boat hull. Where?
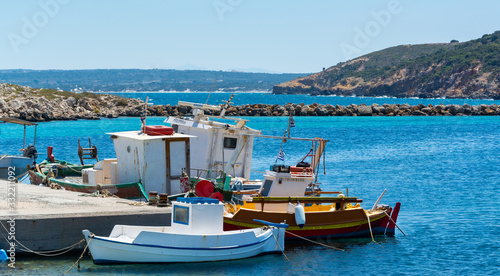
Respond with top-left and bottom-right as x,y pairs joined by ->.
82,227 -> 285,264
224,203 -> 401,239
28,170 -> 148,200
0,156 -> 32,179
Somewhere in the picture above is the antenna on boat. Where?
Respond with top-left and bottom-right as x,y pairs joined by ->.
204,78 -> 217,107
140,97 -> 153,133
287,106 -> 295,139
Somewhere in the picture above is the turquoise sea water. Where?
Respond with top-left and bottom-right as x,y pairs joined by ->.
101,91 -> 500,107
1,94 -> 500,275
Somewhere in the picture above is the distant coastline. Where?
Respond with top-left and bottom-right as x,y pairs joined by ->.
0,69 -> 305,93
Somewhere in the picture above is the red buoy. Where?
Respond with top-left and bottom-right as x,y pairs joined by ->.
195,180 -> 214,197
210,192 -> 224,202
47,146 -> 55,163
144,126 -> 174,136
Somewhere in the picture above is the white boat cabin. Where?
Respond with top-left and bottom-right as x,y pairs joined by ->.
259,165 -> 315,197
165,101 -> 261,181
251,165 -> 315,212
172,197 -> 224,234
83,130 -> 193,195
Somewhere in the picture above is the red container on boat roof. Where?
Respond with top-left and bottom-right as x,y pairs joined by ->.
144,125 -> 174,136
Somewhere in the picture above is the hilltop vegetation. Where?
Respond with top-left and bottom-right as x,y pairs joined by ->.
274,31 -> 500,99
0,69 -> 305,92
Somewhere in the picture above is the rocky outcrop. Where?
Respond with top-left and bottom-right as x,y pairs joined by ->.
273,31 -> 500,99
0,83 -> 144,121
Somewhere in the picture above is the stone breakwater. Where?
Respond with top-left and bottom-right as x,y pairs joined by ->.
1,84 -> 500,122
216,103 -> 500,117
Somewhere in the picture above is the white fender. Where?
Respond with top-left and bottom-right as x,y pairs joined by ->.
287,202 -> 295,214
294,204 -> 306,229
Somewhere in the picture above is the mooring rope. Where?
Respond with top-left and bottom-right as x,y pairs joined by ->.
65,234 -> 93,274
67,166 -> 83,173
285,230 -> 344,251
271,229 -> 290,261
364,212 -> 379,245
0,221 -> 85,256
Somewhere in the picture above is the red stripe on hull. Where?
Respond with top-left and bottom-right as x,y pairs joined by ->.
224,214 -> 391,239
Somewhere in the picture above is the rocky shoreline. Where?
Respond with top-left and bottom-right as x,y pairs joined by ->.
1,84 -> 499,122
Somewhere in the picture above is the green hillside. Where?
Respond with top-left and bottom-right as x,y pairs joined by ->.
274,31 -> 500,99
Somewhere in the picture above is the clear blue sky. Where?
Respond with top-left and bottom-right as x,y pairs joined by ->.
1,0 -> 499,73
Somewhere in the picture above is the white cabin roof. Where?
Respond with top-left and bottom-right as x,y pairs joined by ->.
165,117 -> 261,135
108,131 -> 194,141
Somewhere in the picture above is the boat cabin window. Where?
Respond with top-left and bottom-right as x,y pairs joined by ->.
173,205 -> 189,225
223,137 -> 237,149
260,179 -> 273,197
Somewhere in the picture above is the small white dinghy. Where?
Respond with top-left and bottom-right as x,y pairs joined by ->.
82,197 -> 287,264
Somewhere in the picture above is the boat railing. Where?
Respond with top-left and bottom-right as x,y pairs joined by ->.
247,196 -> 362,204
191,167 -> 225,181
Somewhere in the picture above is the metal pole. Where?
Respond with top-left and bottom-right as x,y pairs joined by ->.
23,125 -> 26,149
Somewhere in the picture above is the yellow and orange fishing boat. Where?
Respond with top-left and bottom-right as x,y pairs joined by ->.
223,138 -> 402,239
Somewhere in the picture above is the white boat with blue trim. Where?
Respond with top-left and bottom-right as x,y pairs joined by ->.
82,197 -> 287,264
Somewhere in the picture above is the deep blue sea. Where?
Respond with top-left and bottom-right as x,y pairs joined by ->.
1,93 -> 499,275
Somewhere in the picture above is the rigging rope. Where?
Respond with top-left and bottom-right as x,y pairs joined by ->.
383,210 -> 406,236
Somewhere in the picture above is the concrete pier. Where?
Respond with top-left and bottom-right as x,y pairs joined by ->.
0,180 -> 171,254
